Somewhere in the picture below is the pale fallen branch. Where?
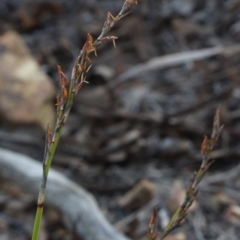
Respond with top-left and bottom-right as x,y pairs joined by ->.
109,45 -> 240,87
0,147 -> 130,240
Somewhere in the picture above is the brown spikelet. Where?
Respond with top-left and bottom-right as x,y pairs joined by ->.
47,124 -> 52,144
57,65 -> 68,87
62,87 -> 68,100
125,0 -> 138,7
201,135 -> 209,155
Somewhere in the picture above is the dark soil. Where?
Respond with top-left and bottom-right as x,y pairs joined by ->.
1,0 -> 240,239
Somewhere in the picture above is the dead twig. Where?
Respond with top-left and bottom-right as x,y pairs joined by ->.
109,45 -> 240,87
0,148 -> 130,240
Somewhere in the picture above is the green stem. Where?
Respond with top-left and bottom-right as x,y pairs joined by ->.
45,127 -> 64,176
31,126 -> 63,240
32,207 -> 43,240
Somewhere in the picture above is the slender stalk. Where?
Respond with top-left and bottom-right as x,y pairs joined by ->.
31,1 -> 138,239
147,106 -> 223,240
32,126 -> 64,240
160,107 -> 223,239
32,205 -> 43,240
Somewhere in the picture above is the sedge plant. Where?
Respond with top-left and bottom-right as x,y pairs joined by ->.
147,107 -> 223,240
31,1 -> 223,239
31,1 -> 138,239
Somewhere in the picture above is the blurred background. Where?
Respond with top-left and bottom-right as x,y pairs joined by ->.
0,0 -> 240,239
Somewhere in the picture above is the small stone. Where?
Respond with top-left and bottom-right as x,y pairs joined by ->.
94,65 -> 115,81
173,232 -> 187,240
0,31 -> 55,129
211,192 -> 236,211
159,137 -> 193,156
118,179 -> 155,210
164,232 -> 187,240
106,151 -> 126,163
224,205 -> 240,224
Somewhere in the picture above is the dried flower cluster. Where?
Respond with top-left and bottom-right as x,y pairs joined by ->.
147,106 -> 223,240
50,0 -> 138,135
147,207 -> 160,240
42,0 -> 138,199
